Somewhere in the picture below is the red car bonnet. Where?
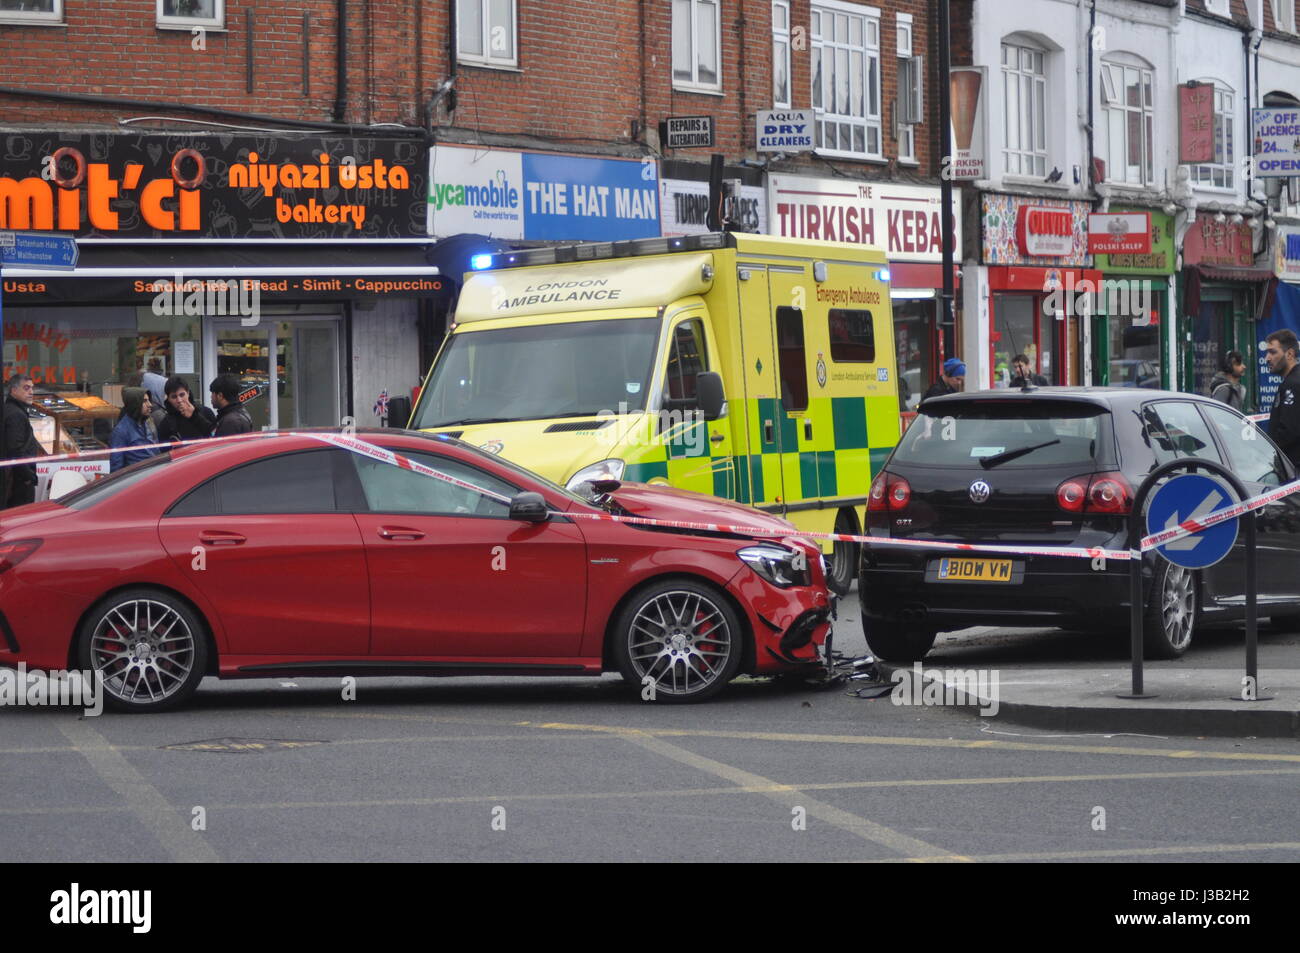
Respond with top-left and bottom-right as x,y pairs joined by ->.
603,483 -> 799,538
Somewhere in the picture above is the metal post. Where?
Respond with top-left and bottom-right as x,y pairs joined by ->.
937,0 -> 956,361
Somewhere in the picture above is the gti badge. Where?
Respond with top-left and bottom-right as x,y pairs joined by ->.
969,480 -> 991,503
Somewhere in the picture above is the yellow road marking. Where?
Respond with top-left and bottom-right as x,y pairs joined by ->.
1,767 -> 1294,816
859,843 -> 1300,863
57,719 -> 220,863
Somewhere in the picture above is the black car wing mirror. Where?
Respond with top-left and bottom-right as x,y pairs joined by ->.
508,491 -> 550,523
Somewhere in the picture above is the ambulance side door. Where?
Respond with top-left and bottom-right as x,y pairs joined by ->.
767,265 -> 830,502
735,263 -> 786,507
660,312 -> 734,499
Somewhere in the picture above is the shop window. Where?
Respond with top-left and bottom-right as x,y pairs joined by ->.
665,319 -> 709,402
992,294 -> 1036,387
811,1 -> 882,158
157,0 -> 223,29
1109,321 -> 1160,389
458,0 -> 517,68
673,0 -> 721,91
1191,85 -> 1235,190
893,300 -> 935,411
0,0 -> 62,24
772,1 -> 792,107
1001,41 -> 1048,177
828,308 -> 875,363
1101,58 -> 1154,186
776,306 -> 808,413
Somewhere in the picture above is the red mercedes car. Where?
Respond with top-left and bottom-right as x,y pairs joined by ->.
0,430 -> 832,711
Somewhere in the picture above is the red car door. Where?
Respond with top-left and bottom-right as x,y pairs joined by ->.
159,448 -> 371,657
347,448 -> 588,660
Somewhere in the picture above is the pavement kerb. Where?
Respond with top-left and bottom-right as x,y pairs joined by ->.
875,661 -> 1300,739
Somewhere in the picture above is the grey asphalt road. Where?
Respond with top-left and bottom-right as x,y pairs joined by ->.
3,586 -> 1298,863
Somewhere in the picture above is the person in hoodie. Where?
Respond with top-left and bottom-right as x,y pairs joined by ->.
109,387 -> 161,472
1209,351 -> 1246,411
157,376 -> 217,444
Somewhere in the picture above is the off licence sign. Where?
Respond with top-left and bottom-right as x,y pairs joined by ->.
663,116 -> 714,148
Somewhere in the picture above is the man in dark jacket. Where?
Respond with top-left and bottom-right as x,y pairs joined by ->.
109,387 -> 161,472
1266,330 -> 1300,471
2,374 -> 42,508
1209,351 -> 1246,410
157,376 -> 217,444
209,373 -> 254,437
921,358 -> 966,403
1010,353 -> 1049,388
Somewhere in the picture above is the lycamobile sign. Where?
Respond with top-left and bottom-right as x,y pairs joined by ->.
428,145 -> 660,241
428,171 -> 521,218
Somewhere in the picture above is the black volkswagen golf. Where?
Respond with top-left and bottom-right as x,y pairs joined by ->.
860,387 -> 1300,661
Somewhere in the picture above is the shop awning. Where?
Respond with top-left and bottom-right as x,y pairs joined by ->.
1194,264 -> 1277,283
1,243 -> 449,305
1185,265 -> 1277,320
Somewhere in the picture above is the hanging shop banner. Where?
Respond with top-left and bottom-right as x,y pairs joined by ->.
1088,211 -> 1152,255
427,145 -> 660,242
982,195 -> 1091,267
1275,226 -> 1300,282
766,174 -> 959,263
1251,106 -> 1300,178
0,132 -> 428,239
948,66 -> 987,180
1,273 -> 445,306
1178,84 -> 1215,164
1093,208 -> 1174,274
1183,213 -> 1253,268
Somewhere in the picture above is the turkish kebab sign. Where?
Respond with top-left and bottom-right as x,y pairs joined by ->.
0,132 -> 428,239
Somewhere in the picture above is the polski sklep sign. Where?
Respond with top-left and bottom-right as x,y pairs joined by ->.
756,110 -> 813,152
1252,107 -> 1300,178
428,145 -> 660,241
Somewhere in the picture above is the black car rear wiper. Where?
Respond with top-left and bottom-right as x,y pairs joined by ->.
978,439 -> 1060,469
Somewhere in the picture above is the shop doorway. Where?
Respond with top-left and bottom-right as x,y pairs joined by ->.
1192,298 -> 1233,399
204,317 -> 341,429
992,293 -> 1071,385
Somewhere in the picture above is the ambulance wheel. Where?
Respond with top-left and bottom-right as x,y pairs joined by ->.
827,509 -> 860,596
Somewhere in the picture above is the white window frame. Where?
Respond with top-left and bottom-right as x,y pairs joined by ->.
456,0 -> 519,69
1271,0 -> 1297,33
157,0 -> 224,30
897,54 -> 923,164
1191,84 -> 1236,191
896,11 -> 912,57
1100,59 -> 1154,186
1203,0 -> 1230,17
1002,40 -> 1048,178
673,0 -> 723,93
811,0 -> 883,160
0,0 -> 63,24
772,0 -> 792,108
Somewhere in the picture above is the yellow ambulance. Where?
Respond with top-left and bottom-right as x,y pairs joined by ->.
409,232 -> 900,593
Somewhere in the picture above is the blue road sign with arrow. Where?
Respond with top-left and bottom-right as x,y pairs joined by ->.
1146,473 -> 1239,569
0,231 -> 79,270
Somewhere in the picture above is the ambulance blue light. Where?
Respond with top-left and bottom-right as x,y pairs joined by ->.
470,254 -> 494,270
876,268 -> 891,283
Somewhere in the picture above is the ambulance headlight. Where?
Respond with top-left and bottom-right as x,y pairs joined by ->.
737,545 -> 810,588
566,459 -> 626,491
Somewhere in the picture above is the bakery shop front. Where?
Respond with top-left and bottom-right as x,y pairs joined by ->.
0,131 -> 446,470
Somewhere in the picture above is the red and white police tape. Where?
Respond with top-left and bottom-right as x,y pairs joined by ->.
3,427 -> 1296,564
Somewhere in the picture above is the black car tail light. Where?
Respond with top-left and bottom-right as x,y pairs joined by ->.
1056,473 -> 1132,515
869,472 -> 911,512
0,539 -> 42,574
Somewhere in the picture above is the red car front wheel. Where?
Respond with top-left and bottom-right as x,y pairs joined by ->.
613,580 -> 743,703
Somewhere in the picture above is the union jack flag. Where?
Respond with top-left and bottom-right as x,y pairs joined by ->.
373,389 -> 390,418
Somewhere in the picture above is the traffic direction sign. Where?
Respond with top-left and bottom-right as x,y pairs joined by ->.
1146,473 -> 1239,569
0,231 -> 79,270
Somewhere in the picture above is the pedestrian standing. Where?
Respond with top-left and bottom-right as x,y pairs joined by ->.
2,374 -> 42,508
157,376 -> 217,443
1010,353 -> 1049,388
109,387 -> 161,472
1265,330 -> 1300,471
141,357 -> 167,409
1209,351 -> 1247,410
921,358 -> 966,403
209,374 -> 254,436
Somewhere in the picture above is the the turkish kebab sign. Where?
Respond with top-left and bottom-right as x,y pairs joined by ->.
0,132 -> 428,239
767,174 -> 959,263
